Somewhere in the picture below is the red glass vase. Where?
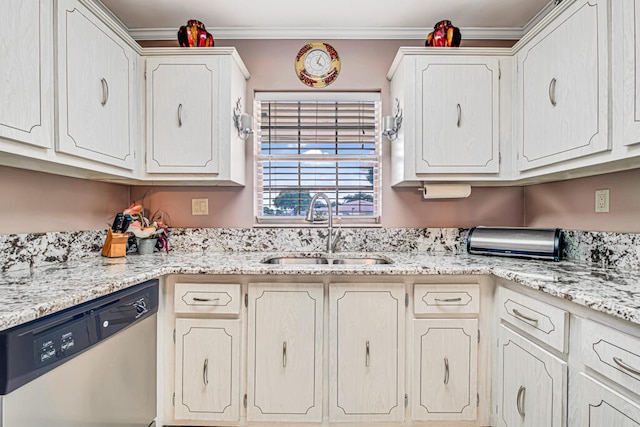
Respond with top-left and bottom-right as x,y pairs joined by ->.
177,20 -> 214,47
425,20 -> 461,47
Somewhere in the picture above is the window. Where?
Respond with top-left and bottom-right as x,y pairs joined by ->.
254,92 -> 381,225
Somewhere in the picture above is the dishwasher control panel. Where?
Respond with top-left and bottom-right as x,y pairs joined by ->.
33,317 -> 93,368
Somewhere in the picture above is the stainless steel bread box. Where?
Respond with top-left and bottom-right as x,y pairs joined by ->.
467,226 -> 563,261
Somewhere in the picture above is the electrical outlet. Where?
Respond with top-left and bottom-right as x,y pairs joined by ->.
191,198 -> 209,216
595,189 -> 609,213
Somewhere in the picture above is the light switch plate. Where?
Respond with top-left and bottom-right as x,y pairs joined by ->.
595,189 -> 609,213
192,198 -> 209,215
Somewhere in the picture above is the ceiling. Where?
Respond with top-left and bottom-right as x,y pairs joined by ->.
98,0 -> 556,40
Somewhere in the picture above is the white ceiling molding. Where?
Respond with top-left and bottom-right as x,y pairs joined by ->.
129,26 -> 525,41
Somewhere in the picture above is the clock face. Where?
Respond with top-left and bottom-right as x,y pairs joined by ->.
295,42 -> 340,88
304,49 -> 332,76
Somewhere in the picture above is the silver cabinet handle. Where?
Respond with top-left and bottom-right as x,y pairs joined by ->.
365,340 -> 370,367
178,103 -> 183,127
282,341 -> 287,368
444,357 -> 450,385
100,78 -> 109,106
549,78 -> 557,107
513,308 -> 539,325
613,356 -> 640,377
435,297 -> 463,303
516,386 -> 526,417
192,297 -> 220,302
203,358 -> 209,386
456,103 -> 461,128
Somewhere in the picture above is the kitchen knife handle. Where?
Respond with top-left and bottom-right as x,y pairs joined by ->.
101,78 -> 109,106
111,213 -> 123,232
120,214 -> 132,233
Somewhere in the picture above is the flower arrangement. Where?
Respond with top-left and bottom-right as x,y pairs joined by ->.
122,202 -> 170,253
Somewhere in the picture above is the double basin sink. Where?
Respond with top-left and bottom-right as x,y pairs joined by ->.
262,255 -> 391,265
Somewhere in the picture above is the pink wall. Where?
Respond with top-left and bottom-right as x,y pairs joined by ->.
132,39 -> 525,228
0,165 -> 130,234
6,38 -> 638,234
525,168 -> 640,233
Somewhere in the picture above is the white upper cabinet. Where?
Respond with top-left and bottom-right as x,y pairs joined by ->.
144,51 -> 249,185
56,0 -> 137,171
515,0 -> 609,172
0,0 -> 53,149
415,57 -> 500,174
387,49 -> 510,185
622,0 -> 640,147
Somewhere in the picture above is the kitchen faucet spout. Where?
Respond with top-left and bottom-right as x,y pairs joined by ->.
305,192 -> 340,253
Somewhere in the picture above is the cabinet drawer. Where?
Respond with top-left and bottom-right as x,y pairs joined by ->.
498,287 -> 569,353
414,284 -> 479,314
580,318 -> 640,395
174,283 -> 241,315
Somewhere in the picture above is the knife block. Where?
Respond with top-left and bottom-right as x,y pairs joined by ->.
101,229 -> 128,258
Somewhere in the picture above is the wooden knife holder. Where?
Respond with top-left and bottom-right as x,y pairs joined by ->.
101,229 -> 128,258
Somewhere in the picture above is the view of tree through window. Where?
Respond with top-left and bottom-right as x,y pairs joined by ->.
255,93 -> 381,224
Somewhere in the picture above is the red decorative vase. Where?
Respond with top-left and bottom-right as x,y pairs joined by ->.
425,20 -> 461,47
177,20 -> 214,47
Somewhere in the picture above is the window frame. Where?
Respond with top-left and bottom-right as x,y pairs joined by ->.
253,91 -> 382,226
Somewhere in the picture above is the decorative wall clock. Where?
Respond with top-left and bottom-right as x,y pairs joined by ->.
295,42 -> 340,88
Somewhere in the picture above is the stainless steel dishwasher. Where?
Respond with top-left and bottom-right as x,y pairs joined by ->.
0,279 -> 158,427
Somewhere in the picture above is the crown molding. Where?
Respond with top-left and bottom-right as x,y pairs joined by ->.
129,26 -> 525,41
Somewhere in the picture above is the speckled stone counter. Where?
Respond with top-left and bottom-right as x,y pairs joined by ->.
1,251 -> 639,331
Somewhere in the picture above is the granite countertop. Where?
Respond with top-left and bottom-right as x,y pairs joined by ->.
1,251 -> 639,331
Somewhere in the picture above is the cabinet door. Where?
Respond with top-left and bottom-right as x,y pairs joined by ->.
0,0 -> 53,149
247,284 -> 323,422
623,0 -> 640,146
571,373 -> 640,427
412,318 -> 478,421
146,57 -> 220,174
174,318 -> 240,422
496,325 -> 567,427
517,0 -> 609,171
56,0 -> 136,170
329,283 -> 405,423
415,57 -> 500,174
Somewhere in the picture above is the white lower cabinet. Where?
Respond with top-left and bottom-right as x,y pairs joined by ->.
412,318 -> 478,421
329,283 -> 405,423
496,324 -> 567,427
571,373 -> 640,426
174,318 -> 240,422
247,284 -> 324,422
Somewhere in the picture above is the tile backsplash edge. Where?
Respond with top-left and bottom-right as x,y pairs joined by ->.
0,228 -> 636,272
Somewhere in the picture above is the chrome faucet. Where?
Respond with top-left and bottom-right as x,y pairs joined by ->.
305,192 -> 341,253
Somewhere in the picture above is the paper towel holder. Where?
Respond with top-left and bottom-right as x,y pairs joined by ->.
419,183 -> 471,199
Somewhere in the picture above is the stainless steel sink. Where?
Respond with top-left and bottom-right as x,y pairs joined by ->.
332,258 -> 390,265
262,256 -> 391,265
262,257 -> 329,265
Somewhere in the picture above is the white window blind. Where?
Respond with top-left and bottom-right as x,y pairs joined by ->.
255,92 -> 381,225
